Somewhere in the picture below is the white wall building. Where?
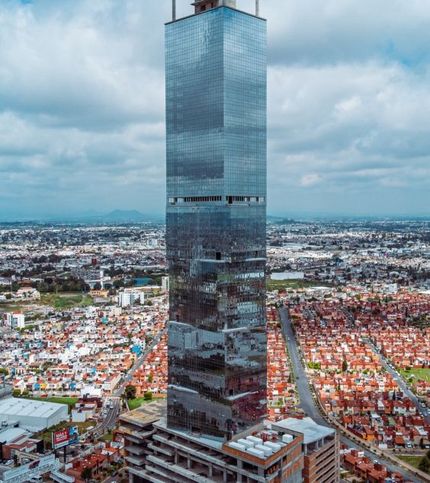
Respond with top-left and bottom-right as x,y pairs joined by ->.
0,454 -> 59,483
161,276 -> 170,292
16,287 -> 41,300
118,290 -> 144,308
80,385 -> 102,398
4,313 -> 26,329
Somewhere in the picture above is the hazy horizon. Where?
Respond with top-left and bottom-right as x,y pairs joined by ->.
1,208 -> 429,224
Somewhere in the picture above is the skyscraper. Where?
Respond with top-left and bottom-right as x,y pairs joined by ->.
120,4 -> 337,481
166,0 -> 267,440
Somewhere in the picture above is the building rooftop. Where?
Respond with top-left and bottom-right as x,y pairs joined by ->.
192,0 -> 237,13
0,385 -> 13,401
0,427 -> 29,444
0,397 -> 67,419
155,417 -> 224,450
274,417 -> 335,445
222,420 -> 302,465
120,399 -> 166,428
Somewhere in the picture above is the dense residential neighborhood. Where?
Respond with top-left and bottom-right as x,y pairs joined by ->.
0,220 -> 429,482
288,291 -> 430,452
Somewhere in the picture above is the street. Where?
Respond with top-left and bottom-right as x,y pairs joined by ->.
100,398 -> 121,433
113,327 -> 166,398
88,327 -> 166,439
279,305 -> 329,427
365,337 -> 430,424
278,306 -> 423,483
87,397 -> 121,439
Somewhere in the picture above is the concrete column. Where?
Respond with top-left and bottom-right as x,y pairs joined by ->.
236,460 -> 243,482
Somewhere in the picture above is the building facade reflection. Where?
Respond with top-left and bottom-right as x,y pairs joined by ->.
166,0 -> 267,440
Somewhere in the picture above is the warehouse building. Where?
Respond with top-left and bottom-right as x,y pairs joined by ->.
0,397 -> 69,432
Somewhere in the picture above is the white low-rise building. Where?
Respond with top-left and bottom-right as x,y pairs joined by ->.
118,290 -> 144,308
0,397 -> 69,432
4,313 -> 26,329
16,287 -> 41,300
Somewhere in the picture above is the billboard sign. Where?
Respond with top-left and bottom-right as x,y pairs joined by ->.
52,426 -> 79,449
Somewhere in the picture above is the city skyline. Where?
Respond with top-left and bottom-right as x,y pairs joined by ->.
1,0 -> 430,220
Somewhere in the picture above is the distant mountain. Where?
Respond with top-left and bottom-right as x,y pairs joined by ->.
0,210 -> 164,225
101,210 -> 152,222
74,209 -> 164,224
267,215 -> 298,224
2,210 -> 428,225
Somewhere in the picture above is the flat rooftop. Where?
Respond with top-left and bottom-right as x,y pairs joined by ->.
0,397 -> 67,419
0,466 -> 11,479
274,417 -> 335,445
0,385 -> 13,400
224,421 -> 299,464
0,427 -> 29,444
120,399 -> 166,428
154,417 -> 224,451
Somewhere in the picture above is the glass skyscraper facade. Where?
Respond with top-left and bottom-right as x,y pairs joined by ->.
166,1 -> 267,440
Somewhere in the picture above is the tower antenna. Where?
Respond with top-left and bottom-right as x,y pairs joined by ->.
172,0 -> 176,21
255,0 -> 260,17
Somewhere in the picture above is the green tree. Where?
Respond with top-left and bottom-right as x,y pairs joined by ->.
124,385 -> 137,400
144,391 -> 153,401
0,368 -> 9,376
419,456 -> 430,474
342,360 -> 348,372
81,467 -> 92,482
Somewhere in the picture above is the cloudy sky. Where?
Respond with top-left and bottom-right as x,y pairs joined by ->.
1,0 -> 429,220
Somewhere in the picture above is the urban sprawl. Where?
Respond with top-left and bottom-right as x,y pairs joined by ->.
0,220 -> 429,482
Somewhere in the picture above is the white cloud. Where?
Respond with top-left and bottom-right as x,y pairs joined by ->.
262,0 -> 430,66
300,173 -> 322,187
268,60 -> 430,214
0,0 -> 429,218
